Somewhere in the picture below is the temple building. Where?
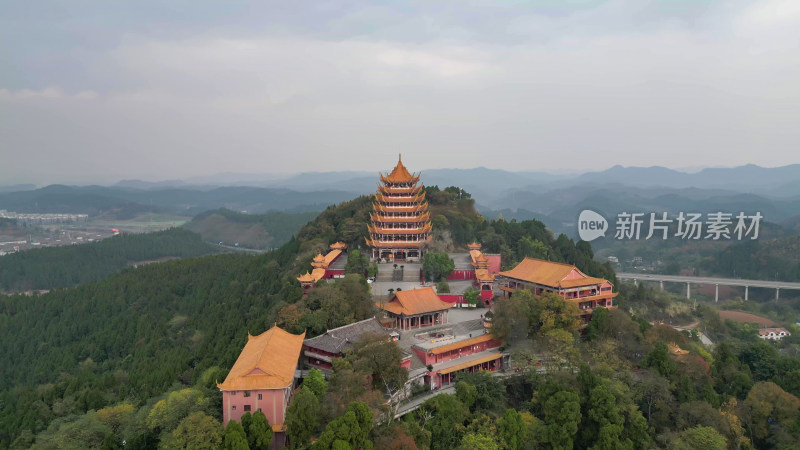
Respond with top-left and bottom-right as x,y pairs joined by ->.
366,156 -> 432,262
497,257 -> 617,324
302,317 -> 388,374
296,242 -> 347,292
218,325 -> 305,447
379,286 -> 453,330
468,243 -> 499,302
412,332 -> 507,388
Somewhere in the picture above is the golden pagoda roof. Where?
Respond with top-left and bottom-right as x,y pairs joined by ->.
217,326 -> 305,391
378,184 -> 422,195
373,202 -> 429,214
380,155 -> 420,184
375,192 -> 426,205
365,236 -> 431,248
368,223 -> 432,235
468,242 -> 482,250
370,212 -> 431,223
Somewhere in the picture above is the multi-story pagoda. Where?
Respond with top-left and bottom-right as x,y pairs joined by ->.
366,156 -> 432,261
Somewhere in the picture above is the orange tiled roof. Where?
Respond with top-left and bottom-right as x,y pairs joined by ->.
436,352 -> 503,375
468,242 -> 482,250
380,155 -> 420,184
371,212 -> 430,223
475,268 -> 495,282
428,334 -> 496,355
217,326 -> 305,391
378,184 -> 422,195
375,192 -> 426,204
329,242 -> 348,250
498,257 -> 609,289
373,202 -> 428,214
297,272 -> 315,283
365,236 -> 431,248
380,286 -> 453,316
323,249 -> 341,267
558,277 -> 608,289
369,223 -> 432,235
311,268 -> 326,282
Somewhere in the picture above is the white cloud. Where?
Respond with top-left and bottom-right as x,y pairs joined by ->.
1,1 -> 799,183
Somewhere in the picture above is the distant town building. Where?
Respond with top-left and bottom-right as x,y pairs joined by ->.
379,286 -> 453,330
302,317 -> 388,373
366,156 -> 432,262
217,325 -> 305,447
759,327 -> 791,341
497,257 -> 617,324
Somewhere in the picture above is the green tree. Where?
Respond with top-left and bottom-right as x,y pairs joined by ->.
286,386 -> 320,448
586,307 -> 611,341
543,390 -> 581,450
498,409 -> 525,450
304,368 -> 329,400
249,411 -> 273,450
669,426 -> 726,450
422,252 -> 455,282
435,280 -> 450,294
458,433 -> 499,450
421,394 -> 469,450
352,332 -> 408,390
145,388 -> 209,433
742,381 -> 800,444
345,249 -> 369,275
315,402 -> 374,450
455,381 -> 478,411
161,412 -> 223,450
240,412 -> 253,441
223,420 -> 250,450
644,343 -> 677,378
516,236 -> 549,261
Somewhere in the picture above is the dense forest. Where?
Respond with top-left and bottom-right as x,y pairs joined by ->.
0,228 -> 220,292
2,189 -> 800,448
184,208 -> 319,249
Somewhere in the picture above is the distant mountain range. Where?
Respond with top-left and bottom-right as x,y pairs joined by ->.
2,165 -> 799,236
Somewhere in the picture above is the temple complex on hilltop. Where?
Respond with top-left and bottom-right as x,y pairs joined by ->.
218,325 -> 305,448
366,156 -> 431,262
497,257 -> 617,324
296,242 -> 347,293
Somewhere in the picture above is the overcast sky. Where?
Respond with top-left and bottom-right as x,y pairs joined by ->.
1,0 -> 799,184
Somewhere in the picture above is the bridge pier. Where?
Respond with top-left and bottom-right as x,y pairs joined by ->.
660,280 -> 664,291
686,282 -> 690,299
745,286 -> 748,301
715,284 -> 719,302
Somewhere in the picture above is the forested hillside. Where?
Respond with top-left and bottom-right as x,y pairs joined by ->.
2,188 -> 797,449
0,228 -> 219,292
184,208 -> 317,249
